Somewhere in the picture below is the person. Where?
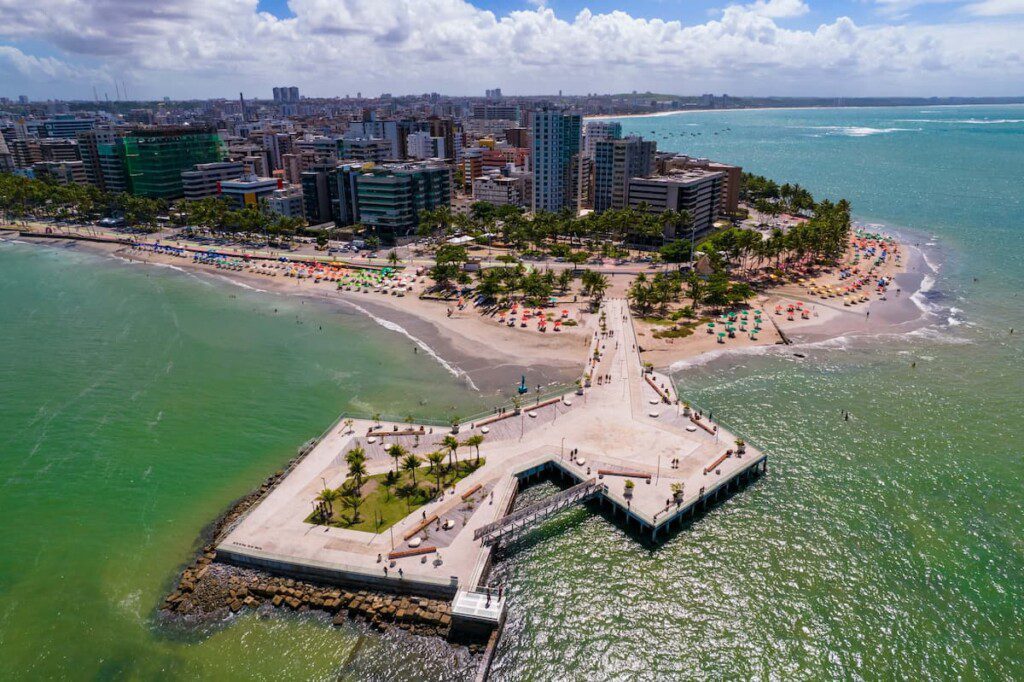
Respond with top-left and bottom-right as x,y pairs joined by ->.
398,568 -> 403,578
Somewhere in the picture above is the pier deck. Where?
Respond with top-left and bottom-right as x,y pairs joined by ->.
217,299 -> 766,600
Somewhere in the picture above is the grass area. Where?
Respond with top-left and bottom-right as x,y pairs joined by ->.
305,459 -> 485,533
652,317 -> 713,339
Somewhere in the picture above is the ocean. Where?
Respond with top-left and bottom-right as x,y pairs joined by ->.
2,104 -> 1022,679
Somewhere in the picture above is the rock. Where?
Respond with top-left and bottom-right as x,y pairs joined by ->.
271,595 -> 284,607
229,600 -> 243,613
332,613 -> 347,627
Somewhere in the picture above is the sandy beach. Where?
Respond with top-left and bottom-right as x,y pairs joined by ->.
4,222 -> 927,392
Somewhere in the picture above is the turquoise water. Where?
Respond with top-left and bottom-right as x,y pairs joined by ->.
0,242 -> 480,679
1,104 -> 1022,680
489,105 -> 1023,680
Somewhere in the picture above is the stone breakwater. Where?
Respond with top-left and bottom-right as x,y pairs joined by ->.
159,452 -> 476,648
162,561 -> 459,641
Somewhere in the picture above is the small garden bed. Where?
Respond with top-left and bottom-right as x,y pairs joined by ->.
306,459 -> 485,533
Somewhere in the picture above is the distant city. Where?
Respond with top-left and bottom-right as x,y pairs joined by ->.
2,88 -> 1021,244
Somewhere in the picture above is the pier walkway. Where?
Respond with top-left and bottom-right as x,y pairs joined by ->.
473,479 -> 605,547
217,299 -> 767,604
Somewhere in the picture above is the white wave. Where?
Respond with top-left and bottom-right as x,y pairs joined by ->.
947,316 -> 963,327
950,306 -> 963,315
919,249 -> 942,275
149,262 -> 188,274
339,299 -> 479,391
904,326 -> 973,345
897,118 -> 1024,125
212,274 -> 266,293
811,126 -> 919,137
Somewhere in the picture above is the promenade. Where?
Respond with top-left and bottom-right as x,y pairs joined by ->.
217,299 -> 766,602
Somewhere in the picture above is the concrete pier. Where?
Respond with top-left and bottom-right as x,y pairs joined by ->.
217,299 -> 767,608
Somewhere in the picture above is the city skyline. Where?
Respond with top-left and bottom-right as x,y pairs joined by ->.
1,0 -> 1023,100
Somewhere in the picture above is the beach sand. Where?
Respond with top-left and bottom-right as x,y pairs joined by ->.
7,223 -> 926,387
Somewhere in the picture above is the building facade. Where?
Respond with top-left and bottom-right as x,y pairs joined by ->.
356,163 -> 451,243
180,161 -> 245,201
583,120 -> 622,158
121,127 -> 225,199
531,108 -> 581,213
627,169 -> 725,240
593,136 -> 656,212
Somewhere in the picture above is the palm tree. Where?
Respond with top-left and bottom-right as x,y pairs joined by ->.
345,445 -> 366,472
347,458 -> 368,488
396,483 -> 417,512
464,434 -> 485,465
315,487 -> 340,522
386,443 -> 406,473
343,418 -> 354,434
401,453 -> 422,485
381,470 -> 400,500
371,412 -> 382,428
427,451 -> 446,493
340,479 -> 363,524
442,435 -> 460,470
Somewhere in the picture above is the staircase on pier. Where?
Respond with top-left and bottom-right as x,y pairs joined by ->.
474,479 -> 605,547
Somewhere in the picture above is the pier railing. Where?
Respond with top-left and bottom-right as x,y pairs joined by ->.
334,383 -> 575,431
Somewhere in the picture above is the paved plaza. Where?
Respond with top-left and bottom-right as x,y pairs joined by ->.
218,299 -> 766,596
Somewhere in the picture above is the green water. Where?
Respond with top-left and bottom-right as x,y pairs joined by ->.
2,105 -> 1023,680
488,105 -> 1024,680
0,242 -> 479,679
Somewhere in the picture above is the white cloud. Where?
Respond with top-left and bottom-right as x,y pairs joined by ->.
0,0 -> 1021,98
964,0 -> 1024,14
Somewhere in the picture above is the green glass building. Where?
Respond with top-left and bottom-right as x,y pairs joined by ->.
355,164 -> 451,243
120,127 -> 225,199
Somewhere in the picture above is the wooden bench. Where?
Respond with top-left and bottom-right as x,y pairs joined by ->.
461,484 -> 483,501
645,375 -> 670,402
402,514 -> 439,541
703,450 -> 733,475
597,469 -> 652,480
690,415 -> 718,434
366,427 -> 425,438
388,546 -> 437,560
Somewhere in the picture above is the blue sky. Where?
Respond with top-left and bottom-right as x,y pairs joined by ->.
2,0 -> 1023,100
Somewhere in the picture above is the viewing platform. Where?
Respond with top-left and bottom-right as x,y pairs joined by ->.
216,298 -> 767,615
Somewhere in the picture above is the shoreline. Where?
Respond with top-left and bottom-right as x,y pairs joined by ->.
3,222 -> 937,388
6,233 -> 585,398
584,101 -> 1024,121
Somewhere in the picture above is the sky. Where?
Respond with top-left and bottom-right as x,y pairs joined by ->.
0,0 -> 1022,101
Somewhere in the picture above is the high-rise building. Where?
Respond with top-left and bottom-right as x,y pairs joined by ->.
181,161 -> 245,201
531,108 -> 581,212
472,104 -> 519,122
10,139 -> 42,169
504,127 -> 530,149
120,127 -> 225,199
593,136 -> 656,212
218,176 -> 282,209
39,138 -> 81,163
473,171 -> 529,207
31,160 -> 88,185
301,164 -> 338,225
41,116 -> 96,139
0,136 -> 13,173
656,154 -> 742,216
356,163 -> 451,243
77,129 -> 119,189
281,153 -> 303,185
265,185 -> 305,219
626,169 -> 725,240
583,121 -> 622,158
271,86 -> 300,103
